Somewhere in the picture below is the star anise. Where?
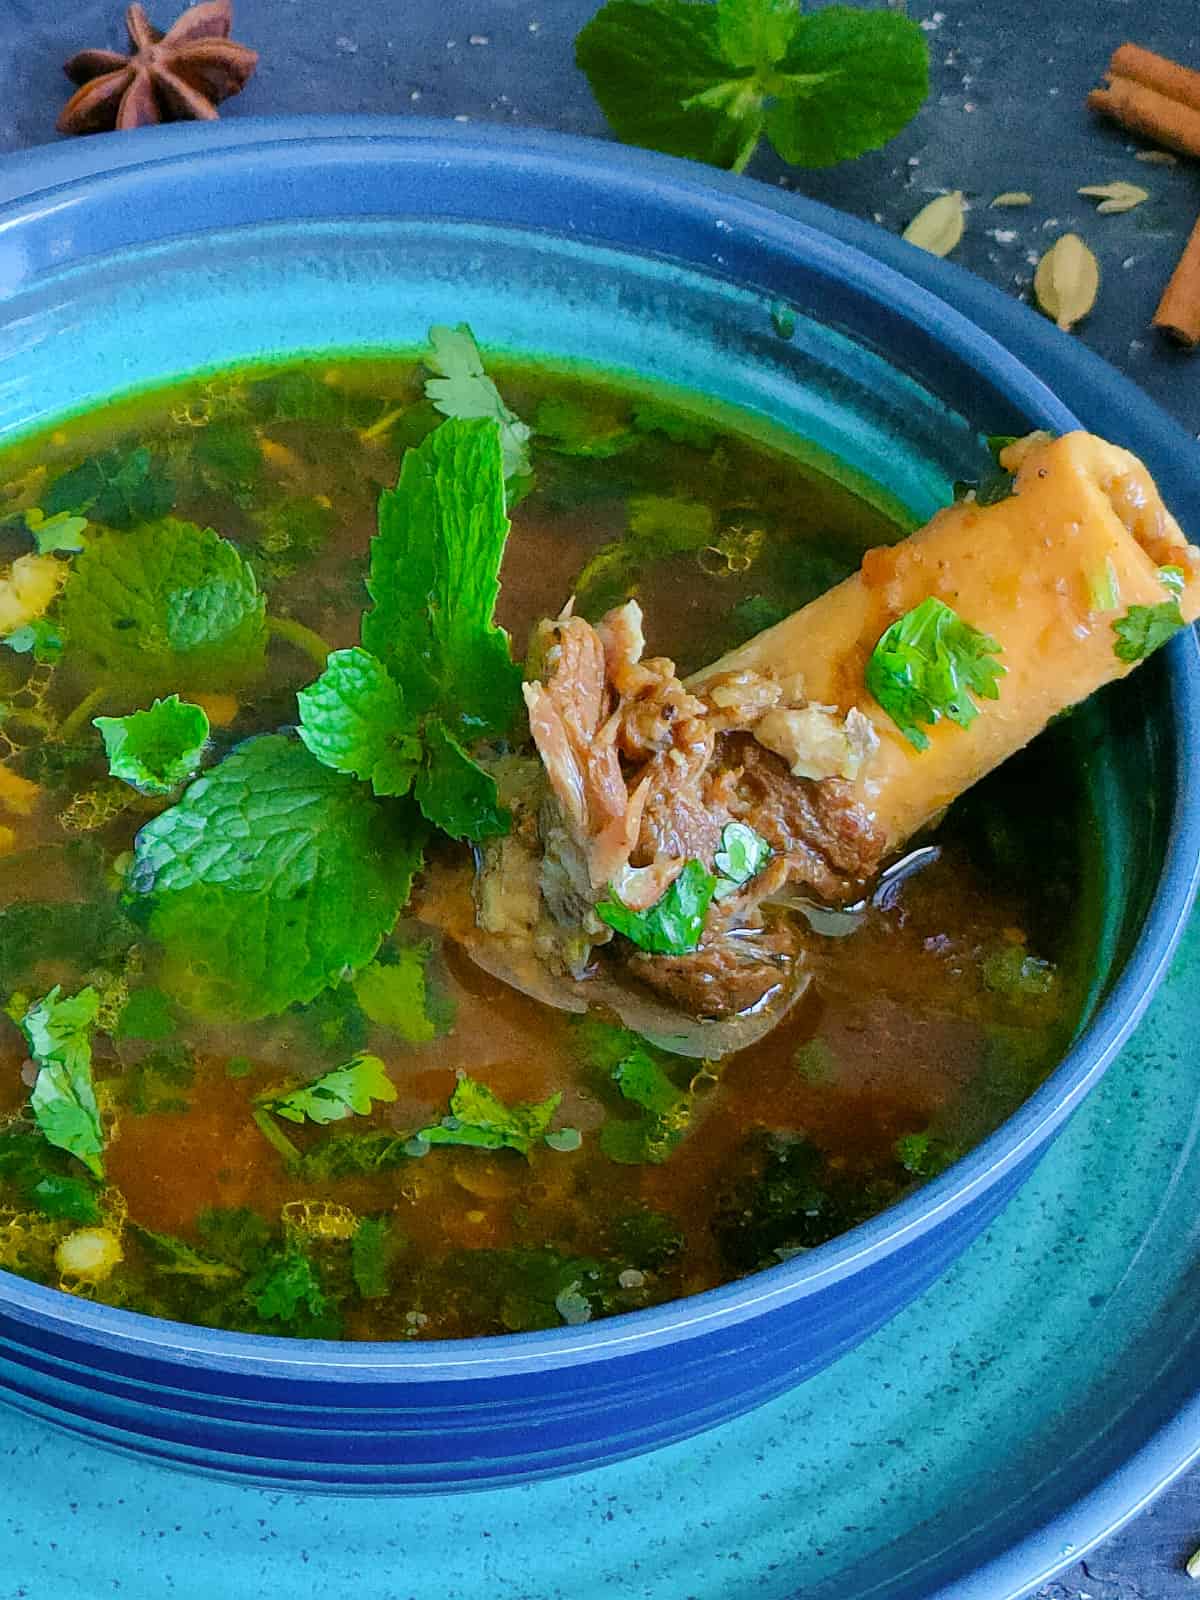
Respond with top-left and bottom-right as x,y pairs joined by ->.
57,0 -> 258,136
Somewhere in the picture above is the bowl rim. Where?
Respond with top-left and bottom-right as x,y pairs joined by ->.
0,117 -> 1197,1383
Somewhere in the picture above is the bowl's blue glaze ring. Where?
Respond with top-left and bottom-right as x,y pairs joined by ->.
0,120 -> 1196,1494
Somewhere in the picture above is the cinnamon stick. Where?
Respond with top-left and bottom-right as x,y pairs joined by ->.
1088,76 -> 1200,159
1154,213 -> 1200,347
1109,43 -> 1200,114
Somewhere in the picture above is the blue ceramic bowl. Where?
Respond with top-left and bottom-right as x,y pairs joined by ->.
0,120 -> 1196,1494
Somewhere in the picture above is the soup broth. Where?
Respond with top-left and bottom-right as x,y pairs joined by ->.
0,355 -> 1091,1340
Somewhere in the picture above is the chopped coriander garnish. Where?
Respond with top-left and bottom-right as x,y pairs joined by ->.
866,596 -> 1006,752
597,859 -> 718,954
257,1053 -> 397,1127
1112,585 -> 1185,663
713,821 -> 772,898
413,1073 -> 563,1157
1087,558 -> 1121,613
423,324 -> 532,489
1159,564 -> 1186,599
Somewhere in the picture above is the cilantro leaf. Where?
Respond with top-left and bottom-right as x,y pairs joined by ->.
4,619 -> 64,663
24,508 -> 88,555
93,695 -> 210,796
576,0 -> 928,173
352,1215 -> 398,1300
1113,584 -> 1186,663
534,396 -> 637,460
128,735 -> 424,1020
713,820 -> 771,897
575,494 -> 715,616
43,446 -> 173,529
362,417 -> 522,745
596,859 -> 718,954
600,1044 -> 692,1165
0,1127 -> 100,1224
353,935 -> 455,1043
296,647 -> 422,798
60,518 -> 267,693
196,1206 -> 271,1273
866,596 -> 1005,752
20,985 -> 105,1179
414,1073 -> 562,1157
248,1246 -> 339,1334
259,1053 -> 397,1127
423,325 -> 533,486
133,1225 -> 241,1280
300,1129 -> 416,1180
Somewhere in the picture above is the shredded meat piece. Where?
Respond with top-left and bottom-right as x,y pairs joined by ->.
522,605 -> 644,891
517,596 -> 883,1018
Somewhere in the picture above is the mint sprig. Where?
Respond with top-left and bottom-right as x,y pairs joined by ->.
298,416 -> 518,842
576,0 -> 929,174
94,695 -> 210,796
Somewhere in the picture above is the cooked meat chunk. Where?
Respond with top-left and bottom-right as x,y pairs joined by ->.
630,921 -> 802,1019
719,734 -> 886,900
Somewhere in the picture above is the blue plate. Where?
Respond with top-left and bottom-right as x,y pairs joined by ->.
0,123 -> 1198,1593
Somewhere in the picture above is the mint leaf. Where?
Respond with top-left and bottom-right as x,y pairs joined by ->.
416,1073 -> 562,1157
259,1053 -> 397,1127
93,695 -> 210,796
129,735 -> 423,1020
577,0 -> 765,171
363,418 -> 521,745
577,0 -> 927,173
765,7 -> 930,169
713,820 -> 771,897
717,0 -> 797,68
24,508 -> 88,554
414,716 -> 509,840
297,647 -> 422,798
866,597 -> 1005,752
423,325 -> 533,486
43,446 -> 173,528
4,619 -> 64,663
596,858 -> 718,954
60,518 -> 266,693
20,985 -> 105,1179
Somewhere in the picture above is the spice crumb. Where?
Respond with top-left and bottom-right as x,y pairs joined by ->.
469,34 -> 490,45
453,114 -> 471,123
1136,149 -> 1178,165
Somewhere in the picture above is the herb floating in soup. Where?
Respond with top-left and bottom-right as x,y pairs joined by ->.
0,331 -> 1195,1341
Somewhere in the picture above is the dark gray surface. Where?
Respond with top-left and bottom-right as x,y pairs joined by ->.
1,0 -> 1199,1593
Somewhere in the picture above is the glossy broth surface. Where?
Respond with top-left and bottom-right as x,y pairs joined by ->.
0,358 -> 1091,1339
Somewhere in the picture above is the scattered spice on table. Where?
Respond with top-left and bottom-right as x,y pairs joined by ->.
57,0 -> 257,136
